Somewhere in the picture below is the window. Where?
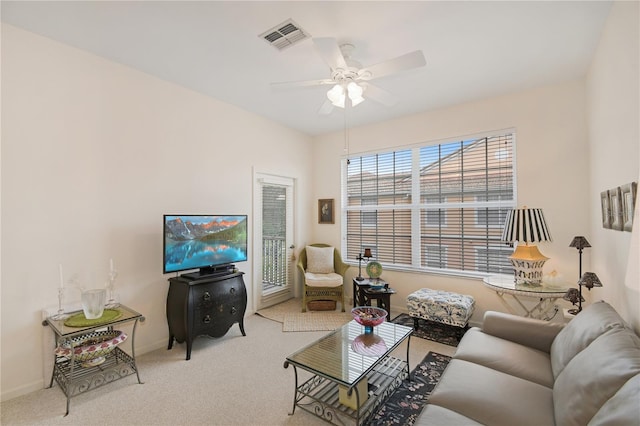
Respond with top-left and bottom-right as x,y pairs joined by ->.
424,244 -> 448,268
475,246 -> 513,274
343,131 -> 515,277
476,194 -> 511,227
424,195 -> 446,227
361,197 -> 378,226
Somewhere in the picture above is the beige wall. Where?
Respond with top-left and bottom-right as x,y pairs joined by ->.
586,1 -> 640,331
0,25 -> 313,400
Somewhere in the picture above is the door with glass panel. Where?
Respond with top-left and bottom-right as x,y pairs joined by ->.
254,173 -> 294,310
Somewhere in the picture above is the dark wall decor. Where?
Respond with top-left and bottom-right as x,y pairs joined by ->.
318,199 -> 335,224
601,182 -> 637,232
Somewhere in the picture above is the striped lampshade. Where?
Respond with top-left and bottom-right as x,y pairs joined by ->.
501,208 -> 552,243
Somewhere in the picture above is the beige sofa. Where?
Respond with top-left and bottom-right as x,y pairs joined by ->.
417,301 -> 640,425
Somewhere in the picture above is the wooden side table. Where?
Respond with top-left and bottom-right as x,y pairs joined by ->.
352,278 -> 395,321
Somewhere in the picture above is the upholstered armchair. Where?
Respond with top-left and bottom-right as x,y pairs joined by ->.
297,244 -> 349,312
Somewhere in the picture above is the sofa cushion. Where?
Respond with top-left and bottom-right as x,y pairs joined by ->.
550,301 -> 627,378
305,246 -> 335,274
415,404 -> 482,425
428,359 -> 555,426
454,328 -> 554,387
588,374 -> 640,425
482,311 -> 564,353
553,327 -> 640,426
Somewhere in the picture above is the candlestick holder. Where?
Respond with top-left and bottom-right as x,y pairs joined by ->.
51,287 -> 69,320
355,248 -> 372,281
105,268 -> 119,308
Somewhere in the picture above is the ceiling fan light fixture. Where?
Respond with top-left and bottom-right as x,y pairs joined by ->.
327,83 -> 365,108
347,82 -> 365,106
327,84 -> 346,108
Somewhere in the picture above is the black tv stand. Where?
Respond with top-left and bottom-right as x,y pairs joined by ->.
166,271 -> 247,360
181,264 -> 236,280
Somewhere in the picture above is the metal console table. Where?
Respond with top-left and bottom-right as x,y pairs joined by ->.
42,304 -> 145,415
483,274 -> 569,320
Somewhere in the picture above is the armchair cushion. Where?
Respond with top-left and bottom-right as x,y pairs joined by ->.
306,246 -> 335,274
304,272 -> 343,287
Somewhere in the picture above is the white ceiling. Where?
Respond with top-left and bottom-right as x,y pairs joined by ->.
1,1 -> 612,136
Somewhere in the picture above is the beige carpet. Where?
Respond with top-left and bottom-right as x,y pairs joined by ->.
1,311 -> 455,426
257,298 -> 352,332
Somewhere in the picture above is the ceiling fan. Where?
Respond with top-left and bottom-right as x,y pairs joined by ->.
271,38 -> 426,115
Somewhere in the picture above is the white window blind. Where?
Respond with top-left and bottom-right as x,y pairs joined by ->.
343,131 -> 515,277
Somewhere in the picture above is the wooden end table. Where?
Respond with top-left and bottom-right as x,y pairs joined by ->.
352,278 -> 396,321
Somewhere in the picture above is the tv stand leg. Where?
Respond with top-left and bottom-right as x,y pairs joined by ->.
239,321 -> 246,336
186,341 -> 192,361
167,335 -> 174,350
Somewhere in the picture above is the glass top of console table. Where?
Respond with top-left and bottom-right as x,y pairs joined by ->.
43,304 -> 144,338
483,274 -> 569,295
286,320 -> 412,387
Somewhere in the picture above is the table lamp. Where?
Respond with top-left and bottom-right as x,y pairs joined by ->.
501,207 -> 552,284
355,248 -> 372,281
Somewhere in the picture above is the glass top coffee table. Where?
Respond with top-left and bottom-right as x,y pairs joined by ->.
284,320 -> 413,426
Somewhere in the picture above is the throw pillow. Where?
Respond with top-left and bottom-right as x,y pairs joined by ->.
306,246 -> 335,274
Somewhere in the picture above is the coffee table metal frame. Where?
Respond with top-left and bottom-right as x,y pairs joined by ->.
284,320 -> 413,426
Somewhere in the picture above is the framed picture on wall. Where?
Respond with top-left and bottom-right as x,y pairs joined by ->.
318,199 -> 335,224
601,190 -> 611,229
610,187 -> 623,231
621,182 -> 637,232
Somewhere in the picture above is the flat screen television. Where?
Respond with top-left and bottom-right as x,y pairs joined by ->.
163,215 -> 248,277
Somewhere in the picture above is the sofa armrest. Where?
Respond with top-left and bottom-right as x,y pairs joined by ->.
481,311 -> 564,353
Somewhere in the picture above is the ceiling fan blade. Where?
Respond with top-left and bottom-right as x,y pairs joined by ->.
360,50 -> 426,81
271,78 -> 335,90
318,99 -> 334,115
362,83 -> 398,107
313,38 -> 348,71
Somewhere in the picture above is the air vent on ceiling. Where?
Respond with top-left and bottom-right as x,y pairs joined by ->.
259,19 -> 309,51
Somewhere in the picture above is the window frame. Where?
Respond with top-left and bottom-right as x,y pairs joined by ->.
342,129 -> 516,278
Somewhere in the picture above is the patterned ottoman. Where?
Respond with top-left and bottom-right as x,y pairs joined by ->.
407,288 -> 475,329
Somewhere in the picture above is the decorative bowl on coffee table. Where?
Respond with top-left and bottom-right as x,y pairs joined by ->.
351,306 -> 387,333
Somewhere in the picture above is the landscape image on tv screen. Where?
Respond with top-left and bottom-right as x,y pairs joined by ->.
163,215 -> 248,274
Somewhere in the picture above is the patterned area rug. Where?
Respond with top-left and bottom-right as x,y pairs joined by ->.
367,351 -> 451,426
391,313 -> 467,347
